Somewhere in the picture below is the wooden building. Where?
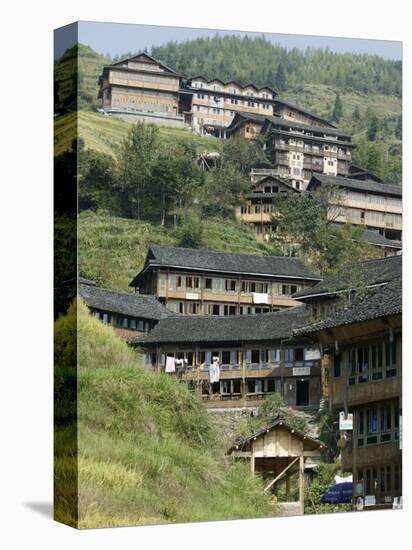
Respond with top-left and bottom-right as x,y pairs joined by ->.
261,116 -> 355,190
98,53 -> 189,127
236,175 -> 300,243
292,254 -> 401,324
129,245 -> 321,316
55,278 -> 172,338
228,418 -> 324,514
130,306 -> 323,410
186,77 -> 275,137
307,174 -> 402,251
294,275 -> 402,506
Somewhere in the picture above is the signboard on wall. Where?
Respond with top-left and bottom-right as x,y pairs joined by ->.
339,412 -> 353,430
293,367 -> 311,376
304,348 -> 321,361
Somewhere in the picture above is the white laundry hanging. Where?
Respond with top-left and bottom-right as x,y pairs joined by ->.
165,356 -> 176,373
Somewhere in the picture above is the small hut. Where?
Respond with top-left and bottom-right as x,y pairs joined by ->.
228,418 -> 325,515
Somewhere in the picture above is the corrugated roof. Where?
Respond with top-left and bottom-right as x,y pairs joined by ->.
294,277 -> 402,335
310,174 -> 402,197
79,284 -> 173,321
293,254 -> 401,300
130,305 -> 309,345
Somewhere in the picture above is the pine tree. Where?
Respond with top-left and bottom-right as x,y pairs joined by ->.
367,116 -> 380,141
331,92 -> 343,123
275,63 -> 287,92
352,105 -> 361,122
395,115 -> 402,140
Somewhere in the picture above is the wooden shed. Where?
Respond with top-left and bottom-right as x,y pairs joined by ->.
228,418 -> 325,514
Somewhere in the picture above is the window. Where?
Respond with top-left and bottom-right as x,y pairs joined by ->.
221,351 -> 231,365
271,349 -> 280,364
285,349 -> 294,363
251,350 -> 260,364
225,279 -> 237,292
211,304 -> 220,316
295,348 -> 304,361
334,354 -> 341,377
224,305 -> 237,316
176,275 -> 183,288
205,278 -> 212,290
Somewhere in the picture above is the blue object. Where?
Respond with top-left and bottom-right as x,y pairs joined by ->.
320,482 -> 352,504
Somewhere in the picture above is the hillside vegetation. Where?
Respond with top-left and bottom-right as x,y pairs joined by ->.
54,300 -> 275,528
79,211 -> 283,291
54,111 -> 223,158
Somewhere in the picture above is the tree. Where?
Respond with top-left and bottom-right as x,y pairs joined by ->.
331,92 -> 343,123
395,115 -> 402,140
78,148 -> 119,212
273,184 -> 378,276
275,63 -> 287,92
367,116 -> 379,141
118,122 -> 159,219
352,105 -> 361,123
176,215 -> 204,248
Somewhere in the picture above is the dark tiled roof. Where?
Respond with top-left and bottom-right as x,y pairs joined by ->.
310,174 -> 402,197
363,230 -> 402,249
227,416 -> 324,454
349,165 -> 383,183
79,284 -> 172,321
293,255 -> 402,300
266,116 -> 352,139
130,246 -> 321,287
187,76 -> 276,94
130,305 -> 309,345
294,277 -> 402,336
275,99 -> 337,129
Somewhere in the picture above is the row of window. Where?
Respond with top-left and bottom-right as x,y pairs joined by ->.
240,204 -> 277,215
333,340 -> 398,382
158,273 -> 302,296
357,463 -> 401,496
357,401 -> 400,447
191,81 -> 273,99
94,310 -> 148,331
166,302 -> 272,316
146,347 -> 319,367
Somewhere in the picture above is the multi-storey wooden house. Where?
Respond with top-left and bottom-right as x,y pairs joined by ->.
98,53 -> 190,127
294,275 -> 402,506
307,174 -> 402,249
261,116 -> 354,190
185,77 -> 276,137
236,175 -> 300,242
131,305 -> 322,410
129,245 -> 321,316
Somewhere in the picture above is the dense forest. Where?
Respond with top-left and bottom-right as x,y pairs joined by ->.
150,35 -> 402,97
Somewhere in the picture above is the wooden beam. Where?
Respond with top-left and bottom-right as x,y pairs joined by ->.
263,457 -> 299,493
299,455 -> 304,514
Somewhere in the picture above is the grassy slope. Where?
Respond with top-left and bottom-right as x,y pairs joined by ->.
79,211 -> 283,291
55,300 -> 274,528
54,111 -> 223,157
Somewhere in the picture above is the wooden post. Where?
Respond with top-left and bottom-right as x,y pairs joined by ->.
299,455 -> 304,514
250,453 -> 255,474
286,476 -> 291,501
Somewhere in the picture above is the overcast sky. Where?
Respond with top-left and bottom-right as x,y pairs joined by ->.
54,20 -> 402,61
